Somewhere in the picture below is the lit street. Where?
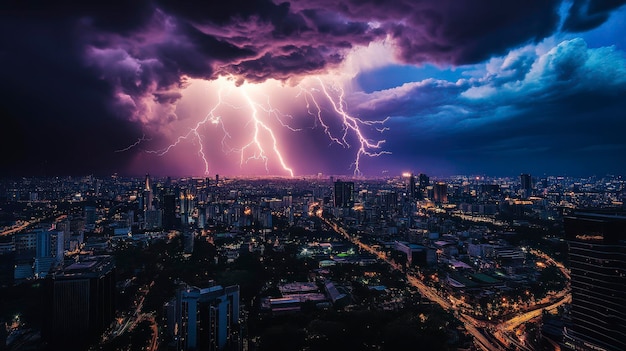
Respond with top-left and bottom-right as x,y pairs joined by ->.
321,214 -> 572,351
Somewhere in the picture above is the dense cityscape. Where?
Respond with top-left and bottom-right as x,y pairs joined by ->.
0,172 -> 624,350
3,1 -> 626,351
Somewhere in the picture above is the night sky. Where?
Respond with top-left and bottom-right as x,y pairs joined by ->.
1,0 -> 625,178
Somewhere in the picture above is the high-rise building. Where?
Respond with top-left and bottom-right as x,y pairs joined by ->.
405,173 -> 417,200
563,211 -> 626,351
418,173 -> 429,191
412,173 -> 428,200
334,180 -> 355,208
34,229 -> 64,278
84,206 -> 97,225
144,173 -> 153,212
15,230 -> 38,254
145,209 -> 163,229
520,173 -> 532,198
433,182 -> 448,203
166,282 -> 240,351
45,255 -> 115,350
163,192 -> 178,230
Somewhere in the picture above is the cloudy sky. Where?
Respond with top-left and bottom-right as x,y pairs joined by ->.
1,0 -> 625,178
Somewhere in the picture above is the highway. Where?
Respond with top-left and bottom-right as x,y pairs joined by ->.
320,215 -> 504,351
501,294 -> 571,332
1,213 -> 68,237
321,214 -> 571,351
101,278 -> 159,348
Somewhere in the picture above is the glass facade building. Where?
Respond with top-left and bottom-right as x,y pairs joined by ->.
563,211 -> 626,351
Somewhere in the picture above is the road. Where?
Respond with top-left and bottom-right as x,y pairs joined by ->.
500,294 -> 571,332
321,215 -> 572,351
321,216 -> 505,351
147,314 -> 159,351
1,213 -> 66,237
101,278 -> 159,347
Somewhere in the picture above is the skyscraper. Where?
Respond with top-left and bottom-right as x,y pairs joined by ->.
418,173 -> 429,190
166,282 -> 240,351
563,211 -> 626,351
144,173 -> 153,212
520,173 -> 532,198
84,205 -> 97,225
417,173 -> 429,199
34,229 -> 63,278
433,182 -> 448,203
402,173 -> 417,199
334,180 -> 355,208
163,192 -> 178,230
45,255 -> 116,350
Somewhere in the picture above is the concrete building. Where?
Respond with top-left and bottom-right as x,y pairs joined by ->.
563,211 -> 626,351
145,209 -> 163,229
334,180 -> 355,208
433,182 -> 448,204
394,241 -> 436,266
45,255 -> 115,350
167,282 -> 240,351
35,229 -> 64,278
520,173 -> 532,198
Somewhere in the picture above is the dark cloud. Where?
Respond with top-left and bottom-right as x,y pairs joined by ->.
352,38 -> 626,175
290,0 -> 562,65
562,0 -> 626,32
0,14 -> 142,177
1,0 -> 625,176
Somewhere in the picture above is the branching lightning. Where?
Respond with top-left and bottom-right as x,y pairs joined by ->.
115,134 -> 151,152
119,76 -> 389,176
238,90 -> 295,177
144,86 -> 231,175
300,78 -> 390,175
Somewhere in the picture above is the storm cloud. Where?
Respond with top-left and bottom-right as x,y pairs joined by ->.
1,0 -> 625,176
350,38 -> 626,175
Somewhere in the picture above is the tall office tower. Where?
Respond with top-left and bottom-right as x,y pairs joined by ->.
45,255 -> 115,350
433,182 -> 448,203
167,283 -> 240,351
376,190 -> 398,213
144,173 -> 153,211
84,206 -> 97,225
563,211 -> 626,351
34,229 -> 64,278
145,209 -> 163,229
145,173 -> 152,192
163,192 -> 179,230
417,173 -> 429,199
334,180 -> 355,208
520,173 -> 532,198
14,230 -> 39,281
418,173 -> 429,189
406,173 -> 417,200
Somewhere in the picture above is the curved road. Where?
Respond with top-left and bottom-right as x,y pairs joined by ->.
321,215 -> 571,351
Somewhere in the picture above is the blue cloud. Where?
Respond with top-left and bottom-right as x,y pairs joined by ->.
352,38 -> 626,175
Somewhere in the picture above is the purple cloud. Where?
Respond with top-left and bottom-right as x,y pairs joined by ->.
2,0 -> 626,176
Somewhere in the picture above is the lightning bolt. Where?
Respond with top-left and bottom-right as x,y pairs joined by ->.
119,75 -> 389,177
115,134 -> 151,152
298,87 -> 344,147
302,77 -> 390,176
143,85 -> 232,175
238,90 -> 295,177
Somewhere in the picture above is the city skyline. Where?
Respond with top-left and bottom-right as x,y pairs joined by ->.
2,1 -> 626,178
1,168 -> 624,350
